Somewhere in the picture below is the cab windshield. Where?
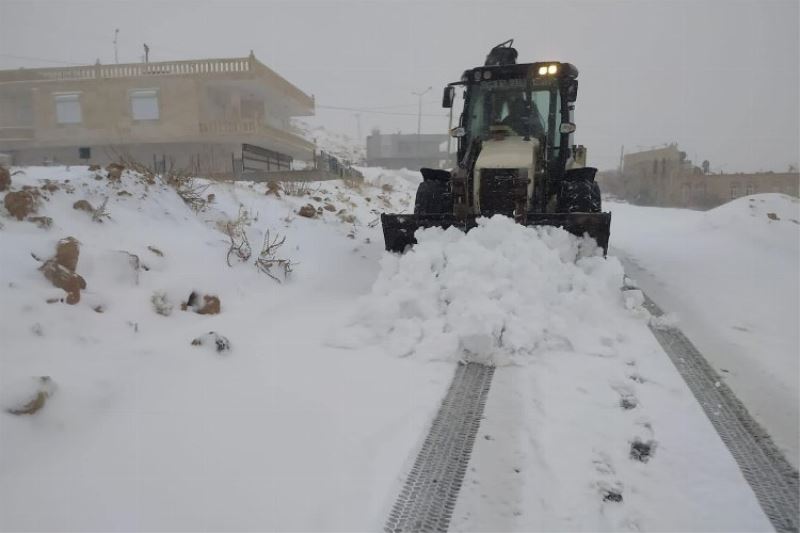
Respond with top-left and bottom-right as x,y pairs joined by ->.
465,79 -> 559,148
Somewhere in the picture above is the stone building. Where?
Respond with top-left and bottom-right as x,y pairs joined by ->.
0,52 -> 315,174
600,144 -> 798,208
366,131 -> 451,170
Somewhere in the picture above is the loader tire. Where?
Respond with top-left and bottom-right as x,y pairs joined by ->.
591,181 -> 602,211
414,180 -> 452,215
559,179 -> 601,213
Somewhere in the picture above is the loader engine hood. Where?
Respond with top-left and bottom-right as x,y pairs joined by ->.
474,136 -> 539,215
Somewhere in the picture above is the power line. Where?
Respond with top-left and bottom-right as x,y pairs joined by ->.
0,53 -> 84,66
316,104 -> 446,118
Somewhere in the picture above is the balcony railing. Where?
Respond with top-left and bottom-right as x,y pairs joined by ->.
0,57 -> 253,83
198,119 -> 314,151
0,55 -> 314,112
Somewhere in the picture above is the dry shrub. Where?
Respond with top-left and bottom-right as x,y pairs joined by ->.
225,206 -> 253,266
343,175 -> 363,192
113,152 -> 208,211
255,230 -> 295,283
265,181 -> 282,197
282,180 -> 320,197
91,197 -> 110,222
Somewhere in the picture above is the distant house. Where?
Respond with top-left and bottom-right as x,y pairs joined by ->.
0,52 -> 315,174
599,144 -> 799,208
366,131 -> 451,170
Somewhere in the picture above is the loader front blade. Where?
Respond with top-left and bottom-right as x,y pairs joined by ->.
381,212 -> 612,254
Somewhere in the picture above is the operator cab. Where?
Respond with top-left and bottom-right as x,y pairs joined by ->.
443,43 -> 580,180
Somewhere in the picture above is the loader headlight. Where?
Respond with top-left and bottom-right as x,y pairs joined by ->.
547,64 -> 558,74
538,66 -> 548,75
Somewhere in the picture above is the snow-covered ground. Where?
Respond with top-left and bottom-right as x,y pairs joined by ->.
0,165 -> 447,531
607,195 -> 800,467
0,166 -> 778,531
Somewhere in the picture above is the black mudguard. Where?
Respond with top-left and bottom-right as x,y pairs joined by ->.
381,212 -> 612,254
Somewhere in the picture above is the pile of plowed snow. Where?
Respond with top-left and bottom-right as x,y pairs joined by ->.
335,216 -> 633,365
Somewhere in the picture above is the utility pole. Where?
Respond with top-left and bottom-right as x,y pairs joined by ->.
412,86 -> 432,135
143,43 -> 150,64
113,29 -> 119,64
353,113 -> 362,144
412,86 -> 432,164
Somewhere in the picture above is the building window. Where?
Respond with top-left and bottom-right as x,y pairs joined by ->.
730,183 -> 740,199
130,89 -> 159,120
745,183 -> 755,195
54,93 -> 82,124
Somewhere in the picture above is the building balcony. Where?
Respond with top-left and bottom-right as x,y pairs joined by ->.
198,119 -> 314,157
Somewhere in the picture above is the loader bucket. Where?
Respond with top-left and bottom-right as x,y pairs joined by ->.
381,212 -> 612,254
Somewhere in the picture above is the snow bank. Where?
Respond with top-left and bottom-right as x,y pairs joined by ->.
335,216 -> 628,365
608,193 -> 800,466
0,165 -> 447,531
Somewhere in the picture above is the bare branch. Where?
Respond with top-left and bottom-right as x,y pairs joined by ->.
254,230 -> 295,283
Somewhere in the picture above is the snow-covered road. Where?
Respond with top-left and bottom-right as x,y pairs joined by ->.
0,166 -> 791,531
607,196 -> 799,467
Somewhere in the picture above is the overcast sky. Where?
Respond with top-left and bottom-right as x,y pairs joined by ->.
1,0 -> 797,172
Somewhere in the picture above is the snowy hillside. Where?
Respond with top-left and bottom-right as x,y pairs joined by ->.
0,166 -> 774,531
608,194 -> 800,467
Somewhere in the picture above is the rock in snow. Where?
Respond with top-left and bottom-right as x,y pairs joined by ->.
191,331 -> 231,353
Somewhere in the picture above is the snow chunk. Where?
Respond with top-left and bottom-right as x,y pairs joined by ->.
336,216 -> 626,365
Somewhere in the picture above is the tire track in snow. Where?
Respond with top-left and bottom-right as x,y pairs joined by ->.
385,362 -> 494,533
641,292 -> 799,533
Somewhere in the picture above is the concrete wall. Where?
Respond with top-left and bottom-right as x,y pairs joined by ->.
21,76 -> 203,146
10,142 -> 241,174
0,56 -> 315,171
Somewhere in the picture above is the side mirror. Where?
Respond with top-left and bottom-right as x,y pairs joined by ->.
566,80 -> 578,103
442,86 -> 455,108
450,126 -> 466,138
559,122 -> 576,134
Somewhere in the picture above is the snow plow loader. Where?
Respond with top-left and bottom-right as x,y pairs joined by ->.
381,40 -> 611,253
